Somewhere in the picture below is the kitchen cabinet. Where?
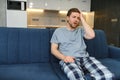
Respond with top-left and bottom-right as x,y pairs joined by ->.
7,0 -> 27,28
7,10 -> 27,28
0,0 -> 27,28
27,0 -> 91,12
60,0 -> 91,12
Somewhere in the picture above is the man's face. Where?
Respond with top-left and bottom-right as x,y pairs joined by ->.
67,12 -> 80,29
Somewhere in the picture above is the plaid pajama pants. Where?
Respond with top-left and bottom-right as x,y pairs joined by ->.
59,57 -> 114,80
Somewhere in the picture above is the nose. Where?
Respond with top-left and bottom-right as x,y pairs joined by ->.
75,18 -> 79,22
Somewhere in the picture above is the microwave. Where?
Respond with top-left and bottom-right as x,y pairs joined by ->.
7,0 -> 26,11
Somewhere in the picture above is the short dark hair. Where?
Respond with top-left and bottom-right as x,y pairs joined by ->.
67,8 -> 81,17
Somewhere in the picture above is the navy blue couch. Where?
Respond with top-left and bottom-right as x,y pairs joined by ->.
0,27 -> 120,80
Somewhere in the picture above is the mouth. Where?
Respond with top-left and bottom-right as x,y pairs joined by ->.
68,21 -> 79,28
73,22 -> 78,25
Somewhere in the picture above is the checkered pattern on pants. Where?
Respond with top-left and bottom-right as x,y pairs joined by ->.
59,57 -> 114,80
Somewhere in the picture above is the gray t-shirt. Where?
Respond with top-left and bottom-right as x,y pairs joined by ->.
50,27 -> 89,57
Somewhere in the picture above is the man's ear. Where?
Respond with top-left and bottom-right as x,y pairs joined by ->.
66,16 -> 69,23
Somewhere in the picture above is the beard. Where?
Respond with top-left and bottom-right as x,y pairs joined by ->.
67,20 -> 79,29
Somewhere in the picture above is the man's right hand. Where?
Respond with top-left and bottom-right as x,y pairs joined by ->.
62,56 -> 75,63
51,43 -> 75,63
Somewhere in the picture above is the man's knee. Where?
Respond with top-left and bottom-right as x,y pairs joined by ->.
104,72 -> 115,80
67,70 -> 85,80
93,72 -> 114,80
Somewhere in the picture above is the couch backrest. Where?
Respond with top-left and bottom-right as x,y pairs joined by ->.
0,27 -> 50,64
85,30 -> 109,59
0,28 -> 109,64
50,29 -> 109,63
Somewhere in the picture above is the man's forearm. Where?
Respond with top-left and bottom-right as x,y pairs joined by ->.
80,14 -> 95,39
51,48 -> 65,60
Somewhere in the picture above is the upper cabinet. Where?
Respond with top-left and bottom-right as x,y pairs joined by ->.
60,0 -> 91,12
27,0 -> 91,12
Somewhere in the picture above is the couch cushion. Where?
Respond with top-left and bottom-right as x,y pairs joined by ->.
99,58 -> 120,80
85,30 -> 109,59
49,29 -> 60,63
0,28 -> 50,64
19,28 -> 50,63
0,63 -> 60,80
51,63 -> 68,80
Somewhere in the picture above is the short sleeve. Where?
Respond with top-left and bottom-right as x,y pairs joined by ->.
50,30 -> 59,44
81,27 -> 85,37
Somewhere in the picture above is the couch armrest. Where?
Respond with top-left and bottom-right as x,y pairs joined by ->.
108,45 -> 120,60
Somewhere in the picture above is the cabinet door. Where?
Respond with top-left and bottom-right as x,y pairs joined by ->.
79,0 -> 91,12
7,10 -> 27,28
43,0 -> 60,10
27,0 -> 91,11
28,0 -> 45,9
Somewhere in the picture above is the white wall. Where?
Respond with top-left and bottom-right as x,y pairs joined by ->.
0,0 -> 7,27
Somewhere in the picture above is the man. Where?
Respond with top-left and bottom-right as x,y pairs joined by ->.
50,8 -> 114,80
